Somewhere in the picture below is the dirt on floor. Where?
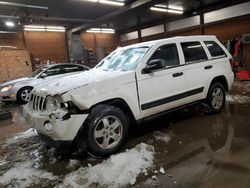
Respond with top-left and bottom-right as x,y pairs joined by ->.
0,81 -> 250,188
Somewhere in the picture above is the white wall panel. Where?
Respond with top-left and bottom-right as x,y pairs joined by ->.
166,16 -> 200,32
204,2 -> 250,24
141,24 -> 164,37
120,31 -> 138,42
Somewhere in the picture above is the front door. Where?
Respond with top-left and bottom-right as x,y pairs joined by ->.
136,43 -> 187,118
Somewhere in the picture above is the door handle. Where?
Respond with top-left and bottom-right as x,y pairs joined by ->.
204,65 -> 213,70
172,72 -> 183,77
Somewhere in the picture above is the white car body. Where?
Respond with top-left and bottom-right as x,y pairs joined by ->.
24,35 -> 234,146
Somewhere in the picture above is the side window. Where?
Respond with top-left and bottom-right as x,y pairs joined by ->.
204,41 -> 227,58
150,44 -> 180,68
44,66 -> 61,77
62,64 -> 85,73
181,41 -> 208,63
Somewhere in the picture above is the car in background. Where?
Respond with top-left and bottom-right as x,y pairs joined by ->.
0,63 -> 89,103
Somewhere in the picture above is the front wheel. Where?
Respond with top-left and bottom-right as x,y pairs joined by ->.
17,87 -> 33,104
85,105 -> 130,156
205,82 -> 226,114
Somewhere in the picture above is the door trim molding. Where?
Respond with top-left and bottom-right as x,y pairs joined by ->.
141,87 -> 204,110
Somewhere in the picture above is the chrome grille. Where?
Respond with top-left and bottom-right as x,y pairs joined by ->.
29,94 -> 46,111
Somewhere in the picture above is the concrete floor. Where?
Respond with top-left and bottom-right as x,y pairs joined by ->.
0,81 -> 250,187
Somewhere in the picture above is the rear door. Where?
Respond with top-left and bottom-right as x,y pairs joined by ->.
180,41 -> 209,103
136,43 -> 187,118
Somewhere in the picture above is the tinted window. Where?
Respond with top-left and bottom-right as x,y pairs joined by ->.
62,64 -> 85,73
150,44 -> 180,68
181,42 -> 208,63
44,65 -> 62,76
204,41 -> 227,58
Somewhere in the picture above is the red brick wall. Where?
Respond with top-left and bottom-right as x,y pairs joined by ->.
24,31 -> 69,64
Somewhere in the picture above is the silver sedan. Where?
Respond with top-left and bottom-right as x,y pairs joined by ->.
0,63 -> 89,103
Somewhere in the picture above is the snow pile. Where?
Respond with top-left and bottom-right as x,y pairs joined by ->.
0,161 -> 58,188
153,131 -> 172,143
3,128 -> 37,146
226,94 -> 250,104
62,143 -> 154,188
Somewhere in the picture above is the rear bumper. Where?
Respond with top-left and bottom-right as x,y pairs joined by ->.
227,72 -> 234,90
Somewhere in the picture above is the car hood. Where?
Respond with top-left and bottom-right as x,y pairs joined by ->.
32,68 -> 128,96
0,77 -> 32,88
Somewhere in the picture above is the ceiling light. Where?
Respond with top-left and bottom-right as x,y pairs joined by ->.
86,28 -> 115,34
5,21 -> 15,27
168,5 -> 183,11
99,0 -> 124,6
24,25 -> 65,32
24,28 -> 46,31
167,9 -> 183,14
46,29 -> 65,32
85,0 -> 98,2
150,5 -> 183,14
150,7 -> 168,12
83,0 -> 125,6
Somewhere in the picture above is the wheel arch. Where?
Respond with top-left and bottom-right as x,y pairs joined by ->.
88,98 -> 137,125
209,75 -> 229,92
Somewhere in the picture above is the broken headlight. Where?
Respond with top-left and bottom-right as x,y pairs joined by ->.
46,96 -> 60,112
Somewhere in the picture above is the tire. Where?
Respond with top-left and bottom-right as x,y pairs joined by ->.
17,87 -> 33,104
85,105 -> 130,156
205,82 -> 226,114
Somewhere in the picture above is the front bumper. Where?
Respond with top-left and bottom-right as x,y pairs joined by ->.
0,89 -> 17,101
23,105 -> 88,142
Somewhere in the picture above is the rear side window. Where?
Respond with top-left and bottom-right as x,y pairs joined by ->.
44,66 -> 61,76
150,44 -> 180,68
62,64 -> 85,73
204,41 -> 227,58
181,42 -> 208,63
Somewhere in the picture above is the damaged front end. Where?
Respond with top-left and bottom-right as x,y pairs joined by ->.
23,92 -> 89,148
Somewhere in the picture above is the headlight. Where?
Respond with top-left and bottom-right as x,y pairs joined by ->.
1,85 -> 13,92
46,96 -> 60,111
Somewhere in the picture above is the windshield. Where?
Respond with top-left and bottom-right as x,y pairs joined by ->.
95,46 -> 149,71
28,67 -> 46,78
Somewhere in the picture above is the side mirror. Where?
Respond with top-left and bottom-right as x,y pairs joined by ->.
141,59 -> 165,74
40,73 -> 47,79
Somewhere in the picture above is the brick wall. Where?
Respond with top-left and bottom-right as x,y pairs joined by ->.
0,50 -> 32,83
0,32 -> 26,49
81,32 -> 119,66
24,31 -> 69,64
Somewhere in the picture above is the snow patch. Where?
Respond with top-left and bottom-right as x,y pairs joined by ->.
226,94 -> 250,104
3,128 -> 37,146
62,143 -> 154,188
0,161 -> 58,188
159,167 -> 165,174
153,131 -> 172,143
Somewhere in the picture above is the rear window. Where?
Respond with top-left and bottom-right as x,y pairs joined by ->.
204,41 -> 227,58
181,42 -> 208,63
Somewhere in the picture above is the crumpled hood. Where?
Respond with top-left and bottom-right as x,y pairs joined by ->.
32,68 -> 127,96
0,77 -> 31,88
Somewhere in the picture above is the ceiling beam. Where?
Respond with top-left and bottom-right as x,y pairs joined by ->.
0,1 -> 48,10
69,0 -> 166,33
0,15 -> 93,24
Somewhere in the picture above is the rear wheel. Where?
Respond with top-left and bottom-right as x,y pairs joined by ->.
84,105 -> 129,156
205,82 -> 226,114
17,87 -> 33,104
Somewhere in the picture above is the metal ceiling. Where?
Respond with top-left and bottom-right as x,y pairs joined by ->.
0,0 -> 248,33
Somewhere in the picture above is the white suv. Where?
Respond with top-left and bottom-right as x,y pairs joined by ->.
24,35 -> 234,156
